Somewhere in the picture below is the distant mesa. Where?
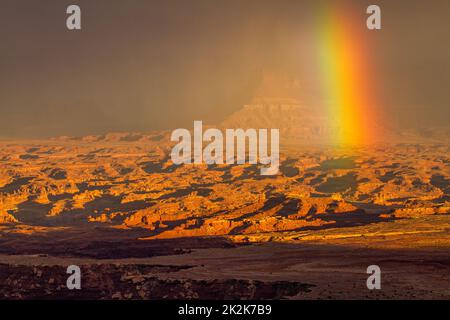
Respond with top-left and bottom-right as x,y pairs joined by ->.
219,72 -> 330,145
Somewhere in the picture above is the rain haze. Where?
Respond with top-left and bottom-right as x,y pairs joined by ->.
1,0 -> 449,138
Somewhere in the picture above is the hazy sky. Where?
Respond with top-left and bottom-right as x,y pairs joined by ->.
1,0 -> 449,137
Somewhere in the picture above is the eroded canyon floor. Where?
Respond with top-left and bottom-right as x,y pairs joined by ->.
0,134 -> 449,299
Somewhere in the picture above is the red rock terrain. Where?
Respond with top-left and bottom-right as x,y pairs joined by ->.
0,131 -> 448,299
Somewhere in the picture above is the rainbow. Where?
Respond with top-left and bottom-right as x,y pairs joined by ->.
315,3 -> 380,146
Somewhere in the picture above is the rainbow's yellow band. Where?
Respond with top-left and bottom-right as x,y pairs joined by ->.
316,3 -> 379,146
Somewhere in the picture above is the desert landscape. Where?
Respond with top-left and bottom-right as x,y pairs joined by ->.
1,0 -> 450,301
0,99 -> 449,299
